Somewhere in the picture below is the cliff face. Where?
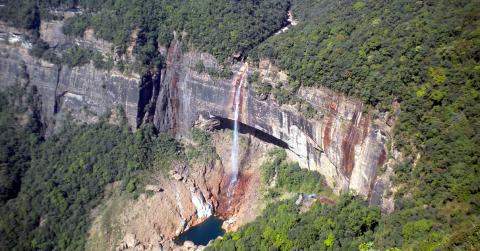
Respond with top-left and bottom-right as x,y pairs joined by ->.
154,38 -> 394,207
0,21 -> 153,131
0,44 -> 140,130
0,20 -> 395,208
40,20 -> 112,54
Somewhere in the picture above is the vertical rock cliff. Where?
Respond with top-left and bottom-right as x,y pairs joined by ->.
153,38 -> 395,208
0,20 -> 395,209
0,44 -> 141,131
0,21 -> 161,131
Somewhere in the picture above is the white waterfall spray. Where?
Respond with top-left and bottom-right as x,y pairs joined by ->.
227,63 -> 248,200
191,191 -> 213,218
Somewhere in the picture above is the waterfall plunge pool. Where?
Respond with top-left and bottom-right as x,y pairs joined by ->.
174,216 -> 225,246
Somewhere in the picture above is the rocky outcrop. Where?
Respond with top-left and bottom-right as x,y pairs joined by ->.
86,130 -> 271,251
40,18 -> 113,54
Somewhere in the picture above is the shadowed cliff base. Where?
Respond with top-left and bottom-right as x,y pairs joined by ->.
212,116 -> 289,149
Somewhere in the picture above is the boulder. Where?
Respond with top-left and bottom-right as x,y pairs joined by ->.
194,114 -> 220,131
146,185 -> 163,192
183,241 -> 195,249
173,173 -> 183,181
295,194 -> 303,205
124,233 -> 138,248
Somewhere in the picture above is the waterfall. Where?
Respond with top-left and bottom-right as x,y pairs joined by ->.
227,63 -> 248,200
230,81 -> 242,184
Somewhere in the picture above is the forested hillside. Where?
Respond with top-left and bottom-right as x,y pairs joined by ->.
66,0 -> 289,62
246,0 -> 479,249
0,85 -> 42,203
0,87 -> 183,250
209,195 -> 380,250
1,0 -> 289,63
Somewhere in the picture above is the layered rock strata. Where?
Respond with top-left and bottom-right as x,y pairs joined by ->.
154,38 -> 394,206
0,20 -> 396,207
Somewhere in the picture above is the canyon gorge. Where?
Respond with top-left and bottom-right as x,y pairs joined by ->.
0,16 -> 398,250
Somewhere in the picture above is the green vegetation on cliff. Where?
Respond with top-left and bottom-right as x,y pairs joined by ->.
0,85 -> 42,203
0,1 -> 104,31
262,149 -> 327,195
0,87 -> 183,250
64,0 -> 288,63
208,195 -> 380,250
0,1 -> 41,30
251,0 -> 480,249
1,0 -> 290,64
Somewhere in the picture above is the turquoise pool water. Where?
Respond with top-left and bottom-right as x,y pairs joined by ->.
174,216 -> 225,246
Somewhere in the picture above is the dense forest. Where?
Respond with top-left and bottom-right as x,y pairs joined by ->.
247,0 -> 480,249
0,84 -> 42,203
208,195 -> 381,250
0,0 -> 289,65
0,86 -> 183,249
